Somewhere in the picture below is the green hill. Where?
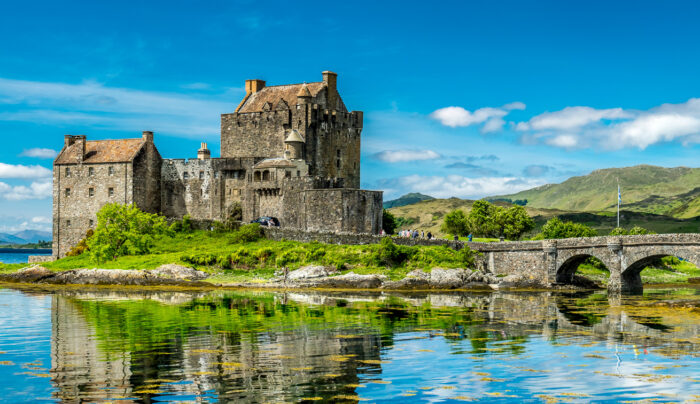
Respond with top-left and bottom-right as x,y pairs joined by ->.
383,192 -> 435,209
386,197 -> 700,238
495,165 -> 700,215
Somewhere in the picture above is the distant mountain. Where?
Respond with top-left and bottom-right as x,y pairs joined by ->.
494,165 -> 700,216
0,233 -> 29,245
383,193 -> 435,209
0,230 -> 52,245
12,230 -> 52,243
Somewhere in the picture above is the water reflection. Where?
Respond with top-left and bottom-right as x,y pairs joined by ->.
0,286 -> 698,402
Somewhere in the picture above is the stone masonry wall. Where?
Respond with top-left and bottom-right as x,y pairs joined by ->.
132,142 -> 162,214
53,162 -> 133,258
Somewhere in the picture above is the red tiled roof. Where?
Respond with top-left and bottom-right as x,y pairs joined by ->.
55,138 -> 145,165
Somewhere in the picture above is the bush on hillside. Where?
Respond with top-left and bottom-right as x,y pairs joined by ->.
610,226 -> 655,236
88,203 -> 172,263
229,223 -> 264,244
536,217 -> 597,239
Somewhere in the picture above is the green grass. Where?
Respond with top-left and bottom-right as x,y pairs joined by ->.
36,229 -> 477,283
577,258 -> 700,285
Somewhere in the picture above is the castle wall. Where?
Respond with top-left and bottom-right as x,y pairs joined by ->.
52,162 -> 133,258
302,189 -> 382,234
132,142 -> 162,214
221,110 -> 291,158
161,157 -> 257,222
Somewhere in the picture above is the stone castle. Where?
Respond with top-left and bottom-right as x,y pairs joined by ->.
52,71 -> 383,257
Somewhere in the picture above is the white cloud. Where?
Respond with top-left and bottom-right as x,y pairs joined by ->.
20,148 -> 58,159
430,102 -> 525,132
516,106 -> 630,131
31,216 -> 51,224
0,163 -> 51,179
0,180 -> 52,200
0,77 -> 240,139
373,149 -> 442,163
516,98 -> 700,150
377,175 -> 545,200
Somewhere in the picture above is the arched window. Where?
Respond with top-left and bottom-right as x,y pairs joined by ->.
254,171 -> 261,182
262,170 -> 270,181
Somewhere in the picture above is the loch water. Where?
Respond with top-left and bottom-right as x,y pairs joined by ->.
0,286 -> 698,403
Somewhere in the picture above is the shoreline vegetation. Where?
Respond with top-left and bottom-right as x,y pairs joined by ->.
0,202 -> 697,290
1,225 -> 698,290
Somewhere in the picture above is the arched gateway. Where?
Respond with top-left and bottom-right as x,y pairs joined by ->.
473,234 -> 700,293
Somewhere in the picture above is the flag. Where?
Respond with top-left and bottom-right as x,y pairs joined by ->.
618,185 -> 622,207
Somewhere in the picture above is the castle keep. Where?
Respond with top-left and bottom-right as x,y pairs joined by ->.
53,71 -> 383,257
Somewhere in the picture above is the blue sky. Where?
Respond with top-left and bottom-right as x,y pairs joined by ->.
2,0 -> 700,233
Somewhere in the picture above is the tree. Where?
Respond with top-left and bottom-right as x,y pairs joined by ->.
382,209 -> 398,235
497,205 -> 535,240
538,217 -> 597,239
87,203 -> 172,263
441,209 -> 469,237
467,200 -> 500,237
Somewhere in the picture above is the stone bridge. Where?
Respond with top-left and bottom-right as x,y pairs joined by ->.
472,234 -> 700,293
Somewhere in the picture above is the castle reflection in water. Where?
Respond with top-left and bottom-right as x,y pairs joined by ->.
40,288 -> 700,402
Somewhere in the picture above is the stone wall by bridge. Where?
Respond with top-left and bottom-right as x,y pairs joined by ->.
262,229 -> 700,293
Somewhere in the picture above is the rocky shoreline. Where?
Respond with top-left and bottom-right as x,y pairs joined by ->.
0,264 -> 602,290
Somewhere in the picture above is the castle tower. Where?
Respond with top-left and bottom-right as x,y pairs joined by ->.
284,130 -> 304,160
197,142 -> 211,160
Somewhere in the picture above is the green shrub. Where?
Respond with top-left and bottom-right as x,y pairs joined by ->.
88,203 -> 172,263
170,214 -> 193,233
229,223 -> 264,244
255,247 -> 275,264
66,229 -> 94,257
276,248 -> 306,267
536,217 -> 597,239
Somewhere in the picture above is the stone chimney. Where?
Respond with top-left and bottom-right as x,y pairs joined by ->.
245,79 -> 266,95
197,142 -> 211,160
142,130 -> 154,143
322,71 -> 338,110
64,135 -> 86,162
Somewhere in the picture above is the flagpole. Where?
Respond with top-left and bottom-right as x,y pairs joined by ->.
617,178 -> 620,228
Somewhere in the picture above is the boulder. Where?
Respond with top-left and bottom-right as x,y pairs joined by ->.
0,266 -> 54,283
315,272 -> 387,289
429,268 -> 468,289
382,269 -> 430,289
151,264 -> 208,281
287,265 -> 337,281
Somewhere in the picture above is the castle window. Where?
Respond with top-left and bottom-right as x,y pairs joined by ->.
297,170 -> 300,177
336,159 -> 340,169
88,187 -> 94,197
108,187 -> 114,197
108,166 -> 114,176
285,171 -> 291,179
262,170 -> 270,181
66,219 -> 71,227
65,167 -> 71,177
254,171 -> 261,182
183,172 -> 189,180
199,171 -> 204,180
89,219 -> 94,227
214,172 -> 219,179
64,188 -> 70,197
88,167 -> 94,176
337,149 -> 341,157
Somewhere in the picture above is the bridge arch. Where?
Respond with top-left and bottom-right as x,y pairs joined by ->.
555,252 -> 613,285
621,247 -> 700,294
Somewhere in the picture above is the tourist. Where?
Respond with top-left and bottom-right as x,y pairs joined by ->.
427,231 -> 432,240
468,233 -> 473,242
